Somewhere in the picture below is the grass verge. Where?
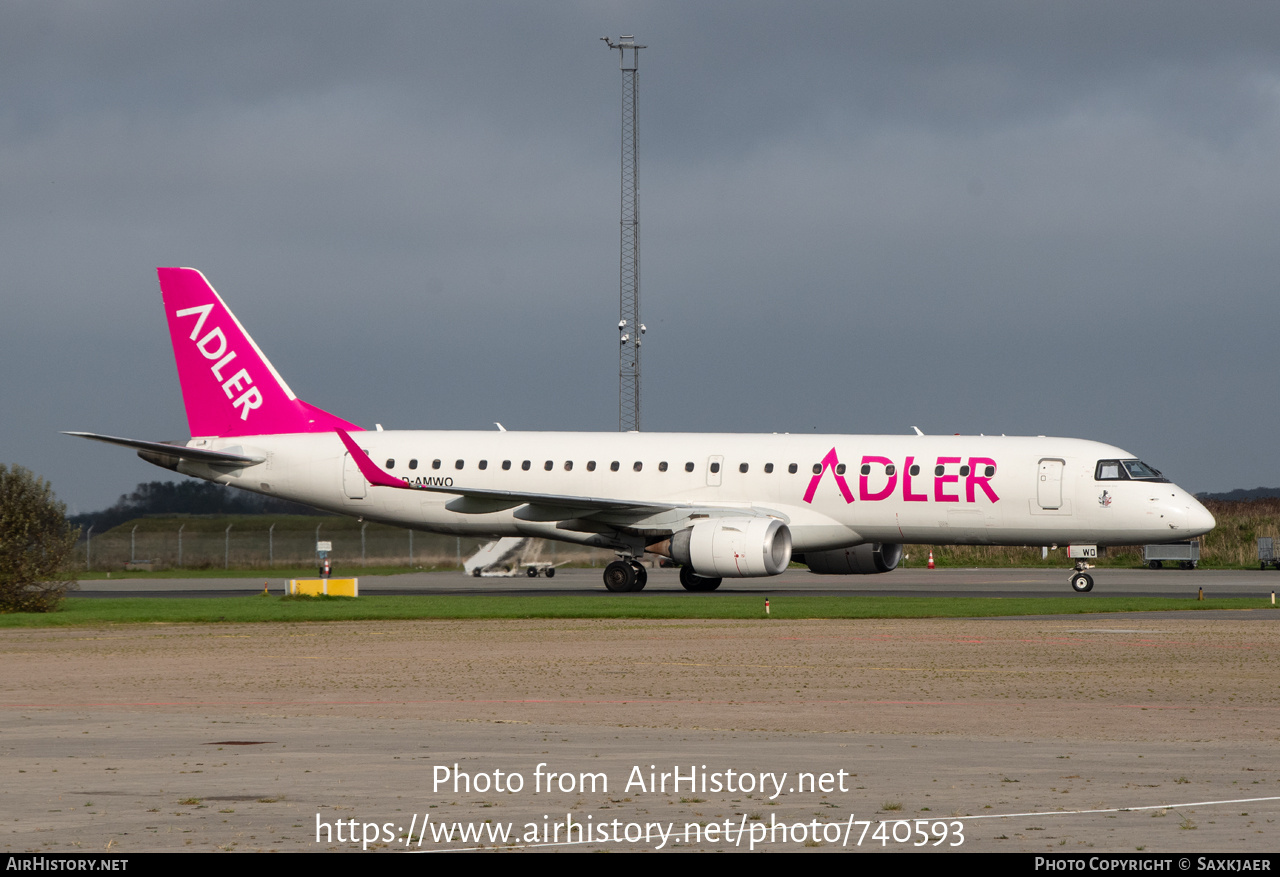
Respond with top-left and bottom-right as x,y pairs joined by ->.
0,595 -> 1271,628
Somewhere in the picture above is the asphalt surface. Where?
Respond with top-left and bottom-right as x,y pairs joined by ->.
74,565 -> 1280,599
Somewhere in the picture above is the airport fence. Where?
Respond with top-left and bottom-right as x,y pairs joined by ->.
77,516 -> 610,571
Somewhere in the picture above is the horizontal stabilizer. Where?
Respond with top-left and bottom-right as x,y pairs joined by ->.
64,432 -> 265,466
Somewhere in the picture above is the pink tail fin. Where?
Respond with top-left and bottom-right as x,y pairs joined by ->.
158,267 -> 363,438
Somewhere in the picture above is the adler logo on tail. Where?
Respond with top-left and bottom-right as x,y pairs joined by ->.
158,267 -> 362,438
174,301 -> 264,421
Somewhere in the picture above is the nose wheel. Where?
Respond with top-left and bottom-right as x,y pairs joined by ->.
1070,571 -> 1094,593
1066,546 -> 1098,593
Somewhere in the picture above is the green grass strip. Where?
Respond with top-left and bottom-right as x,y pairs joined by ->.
0,595 -> 1271,627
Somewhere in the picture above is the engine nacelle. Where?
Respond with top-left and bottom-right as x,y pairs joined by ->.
801,543 -> 903,575
668,517 -> 792,578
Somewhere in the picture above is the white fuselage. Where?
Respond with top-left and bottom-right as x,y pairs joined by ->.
177,430 -> 1215,555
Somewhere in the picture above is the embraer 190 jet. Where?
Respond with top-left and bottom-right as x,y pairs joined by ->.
70,268 -> 1215,593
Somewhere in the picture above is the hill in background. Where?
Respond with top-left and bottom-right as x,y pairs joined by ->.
1196,486 -> 1280,502
69,480 -> 323,534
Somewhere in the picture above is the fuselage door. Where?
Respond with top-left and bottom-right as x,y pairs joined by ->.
1037,458 -> 1065,509
706,455 -> 724,487
342,451 -> 367,500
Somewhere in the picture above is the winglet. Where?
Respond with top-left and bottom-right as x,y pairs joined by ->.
336,429 -> 416,490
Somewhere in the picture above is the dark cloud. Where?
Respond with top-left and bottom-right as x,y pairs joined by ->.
3,1 -> 1279,511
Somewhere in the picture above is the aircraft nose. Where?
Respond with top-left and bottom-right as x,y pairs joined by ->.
1187,499 -> 1216,537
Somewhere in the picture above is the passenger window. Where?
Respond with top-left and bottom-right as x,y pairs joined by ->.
432,459 -> 441,470
587,461 -> 596,471
409,459 -> 418,470
739,463 -> 749,473
478,460 -> 487,470
633,461 -> 643,472
710,462 -> 721,474
610,461 -> 620,472
544,460 -> 553,471
564,461 -> 573,471
812,463 -> 821,475
386,459 -> 395,469
788,463 -> 798,474
909,464 -> 920,476
860,464 -> 871,476
984,465 -> 994,477
960,465 -> 970,476
455,460 -> 464,470
835,463 -> 846,475
934,465 -> 945,476
502,460 -> 511,470
685,462 -> 695,472
764,463 -> 773,473
886,464 -> 896,476
658,461 -> 668,472
521,460 -> 531,471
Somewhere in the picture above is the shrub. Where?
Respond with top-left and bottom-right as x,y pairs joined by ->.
0,465 -> 79,612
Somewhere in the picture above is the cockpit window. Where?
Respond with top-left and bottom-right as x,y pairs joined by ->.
1122,459 -> 1167,481
1095,459 -> 1168,482
1096,460 -> 1123,480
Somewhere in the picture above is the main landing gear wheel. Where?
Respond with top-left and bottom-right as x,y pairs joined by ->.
1070,572 -> 1094,593
603,560 -> 644,592
629,561 -> 648,590
679,565 -> 723,592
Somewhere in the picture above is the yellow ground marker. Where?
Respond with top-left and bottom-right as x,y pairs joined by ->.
288,578 -> 359,597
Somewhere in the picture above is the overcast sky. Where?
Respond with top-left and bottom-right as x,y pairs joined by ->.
4,1 -> 1279,513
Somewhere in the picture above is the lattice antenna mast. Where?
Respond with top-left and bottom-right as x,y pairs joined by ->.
603,35 -> 645,432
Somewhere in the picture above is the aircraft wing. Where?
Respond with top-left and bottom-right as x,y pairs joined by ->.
65,431 -> 266,466
337,428 -> 678,515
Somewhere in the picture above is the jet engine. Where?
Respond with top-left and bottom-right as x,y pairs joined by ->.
800,543 -> 903,575
663,517 -> 793,578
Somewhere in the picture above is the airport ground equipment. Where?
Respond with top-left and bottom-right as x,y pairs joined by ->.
1143,540 -> 1200,570
1257,537 -> 1280,570
465,537 -> 560,578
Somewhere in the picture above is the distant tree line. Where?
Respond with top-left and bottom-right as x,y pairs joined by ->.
1195,486 -> 1280,502
70,480 -> 325,533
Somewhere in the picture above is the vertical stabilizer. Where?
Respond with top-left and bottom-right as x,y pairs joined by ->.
158,267 -> 363,438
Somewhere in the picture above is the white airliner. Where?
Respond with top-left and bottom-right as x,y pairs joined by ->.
69,268 -> 1215,593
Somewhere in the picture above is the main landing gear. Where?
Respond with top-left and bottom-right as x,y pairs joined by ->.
679,565 -> 722,592
603,559 -> 648,592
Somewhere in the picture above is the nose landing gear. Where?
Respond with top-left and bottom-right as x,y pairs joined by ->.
1070,568 -> 1094,593
1067,545 -> 1097,593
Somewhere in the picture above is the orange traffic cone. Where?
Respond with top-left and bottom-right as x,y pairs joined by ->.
927,551 -> 935,569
